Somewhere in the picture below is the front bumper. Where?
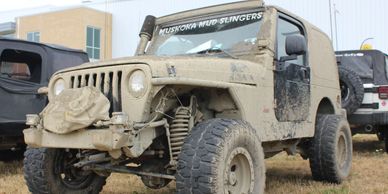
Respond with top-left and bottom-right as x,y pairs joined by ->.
23,113 -> 166,158
348,112 -> 388,125
24,127 -> 131,151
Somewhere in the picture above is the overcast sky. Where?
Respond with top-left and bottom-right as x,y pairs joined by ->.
0,0 -> 386,54
0,0 -> 83,12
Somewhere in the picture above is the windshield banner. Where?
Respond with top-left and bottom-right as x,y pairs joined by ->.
159,12 -> 263,35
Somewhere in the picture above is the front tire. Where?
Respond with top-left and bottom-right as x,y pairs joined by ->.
309,114 -> 352,183
176,119 -> 265,194
24,148 -> 107,194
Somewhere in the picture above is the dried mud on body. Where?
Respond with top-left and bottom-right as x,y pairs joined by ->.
0,135 -> 387,194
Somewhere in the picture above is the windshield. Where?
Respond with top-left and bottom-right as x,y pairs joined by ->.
147,11 -> 263,57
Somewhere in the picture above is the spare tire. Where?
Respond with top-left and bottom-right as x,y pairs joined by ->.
338,66 -> 364,114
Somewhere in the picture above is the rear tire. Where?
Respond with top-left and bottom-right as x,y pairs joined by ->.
24,148 -> 107,194
309,114 -> 352,183
377,130 -> 384,142
338,66 -> 364,114
176,119 -> 265,194
384,131 -> 388,153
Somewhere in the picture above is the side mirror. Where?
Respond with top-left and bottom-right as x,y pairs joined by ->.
279,34 -> 307,62
286,34 -> 307,56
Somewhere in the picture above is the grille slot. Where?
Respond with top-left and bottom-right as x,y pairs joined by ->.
70,71 -> 122,114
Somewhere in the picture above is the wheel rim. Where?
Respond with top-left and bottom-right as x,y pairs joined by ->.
340,80 -> 350,103
336,132 -> 348,169
224,147 -> 254,194
55,150 -> 95,189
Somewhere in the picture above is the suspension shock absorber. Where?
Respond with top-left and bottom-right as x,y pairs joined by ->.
168,96 -> 198,162
170,107 -> 191,161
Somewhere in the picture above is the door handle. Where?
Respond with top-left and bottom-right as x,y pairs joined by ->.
299,68 -> 310,82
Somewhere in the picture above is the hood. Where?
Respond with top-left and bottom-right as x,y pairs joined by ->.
56,55 -> 266,85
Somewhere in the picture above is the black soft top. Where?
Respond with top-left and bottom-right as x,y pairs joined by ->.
336,50 -> 387,85
0,38 -> 89,81
0,38 -> 85,53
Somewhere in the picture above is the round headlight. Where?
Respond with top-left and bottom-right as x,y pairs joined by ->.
53,78 -> 65,96
129,70 -> 147,97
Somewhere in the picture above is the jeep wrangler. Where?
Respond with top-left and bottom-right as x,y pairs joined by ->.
23,1 -> 352,194
337,49 -> 388,152
0,38 -> 89,161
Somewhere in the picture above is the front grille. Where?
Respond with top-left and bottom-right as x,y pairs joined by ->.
70,71 -> 122,113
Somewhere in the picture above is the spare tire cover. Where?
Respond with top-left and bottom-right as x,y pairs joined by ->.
338,66 -> 364,114
42,86 -> 110,134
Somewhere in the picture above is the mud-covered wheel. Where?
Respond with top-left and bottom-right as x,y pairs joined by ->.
176,119 -> 265,194
24,148 -> 108,194
309,114 -> 352,183
338,66 -> 364,114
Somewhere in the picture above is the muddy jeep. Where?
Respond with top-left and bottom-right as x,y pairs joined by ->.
0,38 -> 88,161
23,1 -> 352,193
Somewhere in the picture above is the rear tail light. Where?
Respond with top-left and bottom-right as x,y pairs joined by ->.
378,86 -> 388,99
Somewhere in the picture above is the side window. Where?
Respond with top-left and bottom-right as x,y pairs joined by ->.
0,62 -> 31,81
277,17 -> 305,65
0,49 -> 42,83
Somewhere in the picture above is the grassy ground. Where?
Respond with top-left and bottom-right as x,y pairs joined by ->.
0,134 -> 387,194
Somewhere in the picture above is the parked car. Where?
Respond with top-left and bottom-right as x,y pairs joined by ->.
336,49 -> 388,152
0,38 -> 89,161
23,1 -> 352,193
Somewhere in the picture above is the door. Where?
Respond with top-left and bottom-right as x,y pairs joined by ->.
274,16 -> 310,122
0,48 -> 46,128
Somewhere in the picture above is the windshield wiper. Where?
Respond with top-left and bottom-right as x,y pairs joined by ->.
196,48 -> 238,59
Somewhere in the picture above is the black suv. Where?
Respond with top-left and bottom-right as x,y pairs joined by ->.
0,38 -> 89,160
336,49 -> 388,152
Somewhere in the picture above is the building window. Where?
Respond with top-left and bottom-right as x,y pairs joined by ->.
27,32 -> 40,42
86,26 -> 101,60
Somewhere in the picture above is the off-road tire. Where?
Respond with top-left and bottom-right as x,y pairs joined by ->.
309,114 -> 352,183
385,131 -> 388,153
176,119 -> 265,194
24,148 -> 107,194
338,66 -> 364,114
0,149 -> 24,162
377,130 -> 384,142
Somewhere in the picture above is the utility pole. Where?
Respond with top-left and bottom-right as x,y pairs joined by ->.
329,0 -> 334,42
333,3 -> 339,50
